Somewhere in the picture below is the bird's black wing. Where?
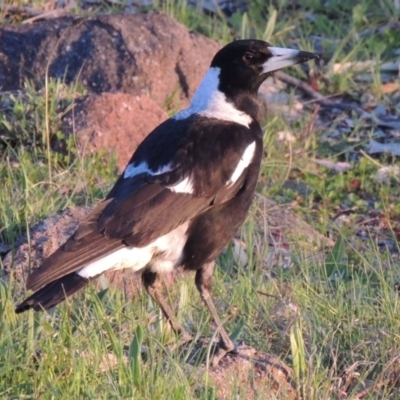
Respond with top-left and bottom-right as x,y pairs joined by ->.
26,116 -> 259,292
97,116 -> 259,243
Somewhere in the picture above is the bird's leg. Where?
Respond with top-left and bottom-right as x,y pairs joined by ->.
142,271 -> 193,343
195,262 -> 236,367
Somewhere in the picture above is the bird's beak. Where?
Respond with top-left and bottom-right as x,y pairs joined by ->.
262,47 -> 318,74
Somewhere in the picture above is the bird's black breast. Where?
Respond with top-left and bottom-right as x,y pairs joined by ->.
181,120 -> 263,270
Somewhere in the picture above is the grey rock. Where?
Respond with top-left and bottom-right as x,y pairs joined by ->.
0,13 -> 219,108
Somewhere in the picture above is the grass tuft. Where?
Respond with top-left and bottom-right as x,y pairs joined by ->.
1,0 -> 400,397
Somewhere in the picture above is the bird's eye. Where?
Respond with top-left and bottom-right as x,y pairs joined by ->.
243,53 -> 254,62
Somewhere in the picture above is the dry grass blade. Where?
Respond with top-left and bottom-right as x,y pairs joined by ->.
275,70 -> 400,129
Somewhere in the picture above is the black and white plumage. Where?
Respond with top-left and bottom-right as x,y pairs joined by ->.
16,40 -> 317,366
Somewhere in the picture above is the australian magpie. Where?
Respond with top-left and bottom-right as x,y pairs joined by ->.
16,39 -> 317,366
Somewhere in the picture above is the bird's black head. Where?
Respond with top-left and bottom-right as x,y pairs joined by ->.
173,39 -> 317,126
211,39 -> 317,98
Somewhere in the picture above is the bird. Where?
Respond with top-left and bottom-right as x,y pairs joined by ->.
15,39 -> 317,366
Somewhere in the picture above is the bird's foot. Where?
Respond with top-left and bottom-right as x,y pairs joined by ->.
176,330 -> 194,347
210,340 -> 237,367
165,330 -> 194,352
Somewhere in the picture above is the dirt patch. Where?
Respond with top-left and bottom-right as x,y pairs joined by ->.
201,344 -> 296,399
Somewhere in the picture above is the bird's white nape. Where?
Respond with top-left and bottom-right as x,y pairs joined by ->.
173,67 -> 252,128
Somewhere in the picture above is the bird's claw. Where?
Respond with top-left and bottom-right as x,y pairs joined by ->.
210,339 -> 237,367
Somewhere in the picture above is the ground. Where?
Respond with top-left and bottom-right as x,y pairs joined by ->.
1,1 -> 400,398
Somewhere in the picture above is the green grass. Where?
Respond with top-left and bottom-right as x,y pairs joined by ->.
1,0 -> 400,398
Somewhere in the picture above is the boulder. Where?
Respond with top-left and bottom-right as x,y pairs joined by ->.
3,205 -> 145,298
61,93 -> 169,172
0,13 -> 220,109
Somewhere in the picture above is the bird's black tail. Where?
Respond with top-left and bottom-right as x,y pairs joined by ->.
15,273 -> 89,313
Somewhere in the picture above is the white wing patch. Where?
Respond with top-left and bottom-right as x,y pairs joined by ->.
166,176 -> 194,194
124,161 -> 193,194
77,223 -> 189,278
229,141 -> 256,184
173,67 -> 252,128
124,161 -> 172,179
